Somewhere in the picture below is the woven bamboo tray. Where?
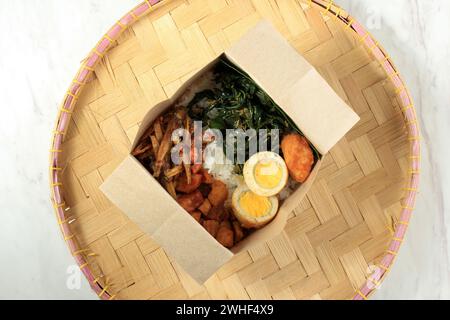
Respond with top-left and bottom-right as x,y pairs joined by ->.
50,0 -> 420,300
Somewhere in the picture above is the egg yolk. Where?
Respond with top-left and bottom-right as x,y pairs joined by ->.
254,160 -> 282,189
239,191 -> 272,217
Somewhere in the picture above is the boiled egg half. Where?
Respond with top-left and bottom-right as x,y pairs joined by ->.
243,152 -> 288,197
231,184 -> 279,229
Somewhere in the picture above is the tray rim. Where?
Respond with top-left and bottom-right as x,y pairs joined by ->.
49,0 -> 420,300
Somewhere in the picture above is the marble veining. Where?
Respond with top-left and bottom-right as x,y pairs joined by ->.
337,0 -> 450,300
0,0 -> 448,299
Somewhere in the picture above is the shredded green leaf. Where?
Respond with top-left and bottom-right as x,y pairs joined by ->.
187,58 -> 320,171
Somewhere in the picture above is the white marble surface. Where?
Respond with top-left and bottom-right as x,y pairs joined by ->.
0,0 -> 448,300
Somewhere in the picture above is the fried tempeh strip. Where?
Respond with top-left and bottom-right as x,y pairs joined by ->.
154,118 -> 163,142
138,149 -> 153,161
165,180 -> 177,199
183,116 -> 192,184
165,165 -> 184,179
185,116 -> 191,134
150,135 -> 160,156
132,141 -> 152,156
184,163 -> 192,184
153,116 -> 179,178
140,124 -> 154,141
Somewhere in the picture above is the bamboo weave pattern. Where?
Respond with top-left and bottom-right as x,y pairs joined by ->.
50,0 -> 419,300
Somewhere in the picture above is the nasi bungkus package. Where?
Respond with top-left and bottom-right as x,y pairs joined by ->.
101,21 -> 360,284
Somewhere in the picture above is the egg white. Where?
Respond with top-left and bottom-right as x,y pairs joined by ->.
243,152 -> 288,197
231,184 -> 279,229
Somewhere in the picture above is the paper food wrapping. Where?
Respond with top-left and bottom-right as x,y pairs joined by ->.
101,21 -> 360,284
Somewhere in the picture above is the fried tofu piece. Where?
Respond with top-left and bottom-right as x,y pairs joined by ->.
208,180 -> 228,207
281,134 -> 314,183
177,190 -> 204,213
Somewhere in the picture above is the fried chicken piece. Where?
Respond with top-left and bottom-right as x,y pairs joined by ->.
191,164 -> 203,174
201,169 -> 215,184
216,221 -> 234,248
198,184 -> 212,198
203,220 -> 220,237
221,207 -> 230,222
176,173 -> 203,194
207,203 -> 224,221
198,199 -> 212,216
281,134 -> 314,183
208,180 -> 228,207
232,221 -> 245,243
190,211 -> 202,223
177,190 -> 204,213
